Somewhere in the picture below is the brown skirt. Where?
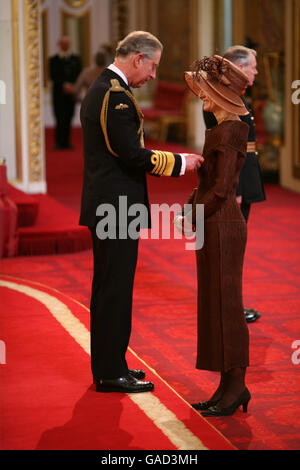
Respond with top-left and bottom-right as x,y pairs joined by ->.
195,219 -> 249,372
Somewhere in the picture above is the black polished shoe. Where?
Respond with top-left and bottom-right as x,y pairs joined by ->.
201,388 -> 251,417
129,369 -> 146,380
192,399 -> 220,411
244,308 -> 261,323
93,368 -> 145,384
95,374 -> 154,393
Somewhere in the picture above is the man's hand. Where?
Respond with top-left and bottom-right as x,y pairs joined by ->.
183,153 -> 204,172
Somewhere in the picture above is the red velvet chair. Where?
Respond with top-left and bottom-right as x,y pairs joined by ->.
141,81 -> 188,141
0,163 -> 18,257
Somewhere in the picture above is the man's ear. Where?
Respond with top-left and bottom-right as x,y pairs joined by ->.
133,53 -> 144,68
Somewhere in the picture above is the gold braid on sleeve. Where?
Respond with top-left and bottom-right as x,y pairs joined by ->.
150,150 -> 175,176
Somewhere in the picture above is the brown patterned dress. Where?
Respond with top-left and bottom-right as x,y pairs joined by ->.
188,120 -> 250,372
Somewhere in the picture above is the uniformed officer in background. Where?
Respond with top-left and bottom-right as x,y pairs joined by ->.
49,36 -> 82,149
79,31 -> 203,393
203,45 -> 266,323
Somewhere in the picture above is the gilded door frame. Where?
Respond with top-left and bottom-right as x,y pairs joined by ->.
292,0 -> 300,178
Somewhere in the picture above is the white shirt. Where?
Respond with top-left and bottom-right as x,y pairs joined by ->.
107,63 -> 186,175
107,63 -> 128,86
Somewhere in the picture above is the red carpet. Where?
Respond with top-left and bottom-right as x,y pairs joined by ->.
1,127 -> 300,450
0,276 -> 234,451
45,128 -> 85,213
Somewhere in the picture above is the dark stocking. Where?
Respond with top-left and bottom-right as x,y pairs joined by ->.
208,372 -> 228,403
217,367 -> 247,408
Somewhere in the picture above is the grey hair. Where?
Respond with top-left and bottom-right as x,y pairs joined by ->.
115,31 -> 163,59
224,45 -> 257,66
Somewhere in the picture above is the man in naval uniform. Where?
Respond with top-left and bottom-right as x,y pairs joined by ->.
203,45 -> 266,323
79,31 -> 203,393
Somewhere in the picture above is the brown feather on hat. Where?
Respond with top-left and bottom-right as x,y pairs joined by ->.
184,55 -> 249,115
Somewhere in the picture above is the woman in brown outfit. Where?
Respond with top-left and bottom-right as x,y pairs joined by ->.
178,56 -> 251,416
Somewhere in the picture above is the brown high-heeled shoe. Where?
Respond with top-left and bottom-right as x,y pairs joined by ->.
191,399 -> 220,411
201,387 -> 251,417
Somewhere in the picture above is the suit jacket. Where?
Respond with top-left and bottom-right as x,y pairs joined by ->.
49,54 -> 82,93
203,97 -> 265,204
79,68 -> 182,228
49,54 -> 82,118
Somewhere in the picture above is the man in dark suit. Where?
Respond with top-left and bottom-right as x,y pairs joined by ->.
49,36 -> 82,149
203,45 -> 266,323
79,31 -> 203,393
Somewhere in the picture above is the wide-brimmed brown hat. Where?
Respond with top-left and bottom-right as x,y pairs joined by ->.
184,55 -> 249,115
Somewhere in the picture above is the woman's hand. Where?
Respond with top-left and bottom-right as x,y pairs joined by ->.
173,215 -> 195,237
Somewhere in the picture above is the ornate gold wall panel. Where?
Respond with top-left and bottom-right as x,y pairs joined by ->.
111,0 -> 129,42
232,0 -> 245,46
214,0 -> 224,54
12,0 -> 22,181
41,8 -> 49,89
156,0 -> 194,83
292,0 -> 300,179
24,0 -> 43,182
231,0 -> 285,178
64,0 -> 89,8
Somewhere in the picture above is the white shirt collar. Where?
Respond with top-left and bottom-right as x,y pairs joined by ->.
59,50 -> 71,59
107,63 -> 128,86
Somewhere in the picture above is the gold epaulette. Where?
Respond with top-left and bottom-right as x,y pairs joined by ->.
150,150 -> 176,176
100,79 -> 145,157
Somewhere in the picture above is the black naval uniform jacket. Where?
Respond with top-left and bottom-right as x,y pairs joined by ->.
79,68 -> 182,228
203,97 -> 265,205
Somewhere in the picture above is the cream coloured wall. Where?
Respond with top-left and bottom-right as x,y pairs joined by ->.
280,0 -> 300,193
188,0 -> 215,152
41,0 -> 111,127
1,0 -> 46,194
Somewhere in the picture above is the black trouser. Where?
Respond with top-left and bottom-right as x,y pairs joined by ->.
89,227 -> 139,380
241,201 -> 251,223
241,201 -> 253,312
53,93 -> 75,148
